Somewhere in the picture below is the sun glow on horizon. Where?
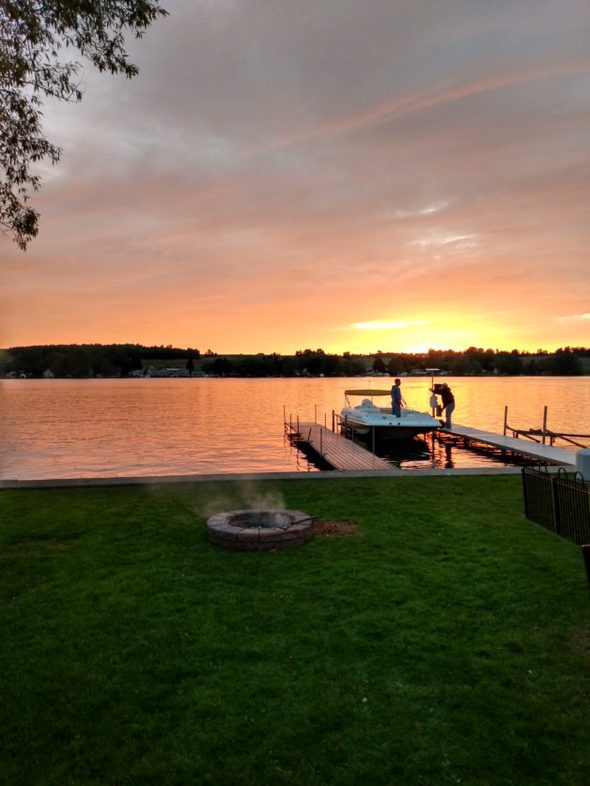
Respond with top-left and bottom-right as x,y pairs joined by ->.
321,311 -> 564,356
351,319 -> 431,330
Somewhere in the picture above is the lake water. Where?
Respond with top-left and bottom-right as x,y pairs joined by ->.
1,376 -> 589,480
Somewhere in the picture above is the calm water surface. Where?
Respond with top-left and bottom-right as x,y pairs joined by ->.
1,377 -> 589,479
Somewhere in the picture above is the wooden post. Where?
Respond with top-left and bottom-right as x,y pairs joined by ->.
503,406 -> 508,436
372,426 -> 375,454
582,545 -> 590,587
431,371 -> 435,417
542,406 -> 548,445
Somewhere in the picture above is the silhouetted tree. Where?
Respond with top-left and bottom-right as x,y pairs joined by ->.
386,354 -> 407,375
203,357 -> 234,376
551,348 -> 583,375
3,344 -> 589,378
372,353 -> 387,373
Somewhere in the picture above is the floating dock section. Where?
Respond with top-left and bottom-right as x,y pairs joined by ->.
289,422 -> 398,472
446,424 -> 577,468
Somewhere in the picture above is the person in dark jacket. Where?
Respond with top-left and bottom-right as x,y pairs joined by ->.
438,383 -> 455,429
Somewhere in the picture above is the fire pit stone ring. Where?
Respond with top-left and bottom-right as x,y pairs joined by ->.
207,508 -> 314,550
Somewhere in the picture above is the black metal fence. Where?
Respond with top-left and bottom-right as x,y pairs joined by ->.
522,465 -> 590,545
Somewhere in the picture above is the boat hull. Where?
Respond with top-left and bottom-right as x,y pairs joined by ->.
341,407 -> 440,441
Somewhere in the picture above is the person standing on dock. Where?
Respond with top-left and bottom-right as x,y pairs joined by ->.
439,383 -> 455,429
391,378 -> 406,417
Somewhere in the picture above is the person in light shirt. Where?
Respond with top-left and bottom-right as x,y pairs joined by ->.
391,378 -> 406,418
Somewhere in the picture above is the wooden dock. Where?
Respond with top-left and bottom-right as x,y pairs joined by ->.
287,414 -> 580,473
446,424 -> 578,468
290,423 -> 398,472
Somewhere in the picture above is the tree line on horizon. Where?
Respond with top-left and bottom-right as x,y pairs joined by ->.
0,344 -> 588,378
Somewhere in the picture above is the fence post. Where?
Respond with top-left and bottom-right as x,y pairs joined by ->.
522,468 -> 529,519
552,473 -> 562,536
582,546 -> 590,587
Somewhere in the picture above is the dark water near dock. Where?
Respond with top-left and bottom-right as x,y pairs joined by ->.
377,432 -> 539,471
1,376 -> 588,480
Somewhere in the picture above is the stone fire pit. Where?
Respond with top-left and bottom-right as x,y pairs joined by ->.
207,509 -> 314,550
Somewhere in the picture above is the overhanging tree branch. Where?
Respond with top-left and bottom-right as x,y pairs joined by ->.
0,0 -> 168,250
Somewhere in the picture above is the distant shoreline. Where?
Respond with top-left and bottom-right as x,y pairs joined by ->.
2,371 -> 589,380
1,344 -> 588,378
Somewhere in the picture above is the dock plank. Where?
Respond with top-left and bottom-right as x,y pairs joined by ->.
294,423 -> 397,472
446,424 -> 577,467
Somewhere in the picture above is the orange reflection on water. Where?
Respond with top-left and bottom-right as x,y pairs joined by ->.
1,376 -> 589,480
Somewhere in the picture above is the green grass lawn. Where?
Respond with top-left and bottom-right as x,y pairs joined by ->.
1,476 -> 589,786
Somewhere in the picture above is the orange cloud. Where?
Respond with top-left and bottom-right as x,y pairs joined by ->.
251,60 -> 590,152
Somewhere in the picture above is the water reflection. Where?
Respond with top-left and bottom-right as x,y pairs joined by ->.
352,431 -> 540,471
1,376 -> 587,480
377,435 -> 433,469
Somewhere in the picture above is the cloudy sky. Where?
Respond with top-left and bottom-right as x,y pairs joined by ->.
2,0 -> 589,353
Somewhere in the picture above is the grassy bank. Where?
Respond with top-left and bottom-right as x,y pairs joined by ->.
1,476 -> 589,785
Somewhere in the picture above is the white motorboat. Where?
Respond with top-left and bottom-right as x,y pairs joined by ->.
340,389 -> 440,440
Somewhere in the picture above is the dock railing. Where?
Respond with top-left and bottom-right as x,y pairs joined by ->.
504,406 -> 589,449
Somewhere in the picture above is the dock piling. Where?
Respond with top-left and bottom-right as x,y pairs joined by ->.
504,406 -> 588,449
542,406 -> 548,445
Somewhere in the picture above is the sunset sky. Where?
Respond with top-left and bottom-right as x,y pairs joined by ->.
1,0 -> 589,354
